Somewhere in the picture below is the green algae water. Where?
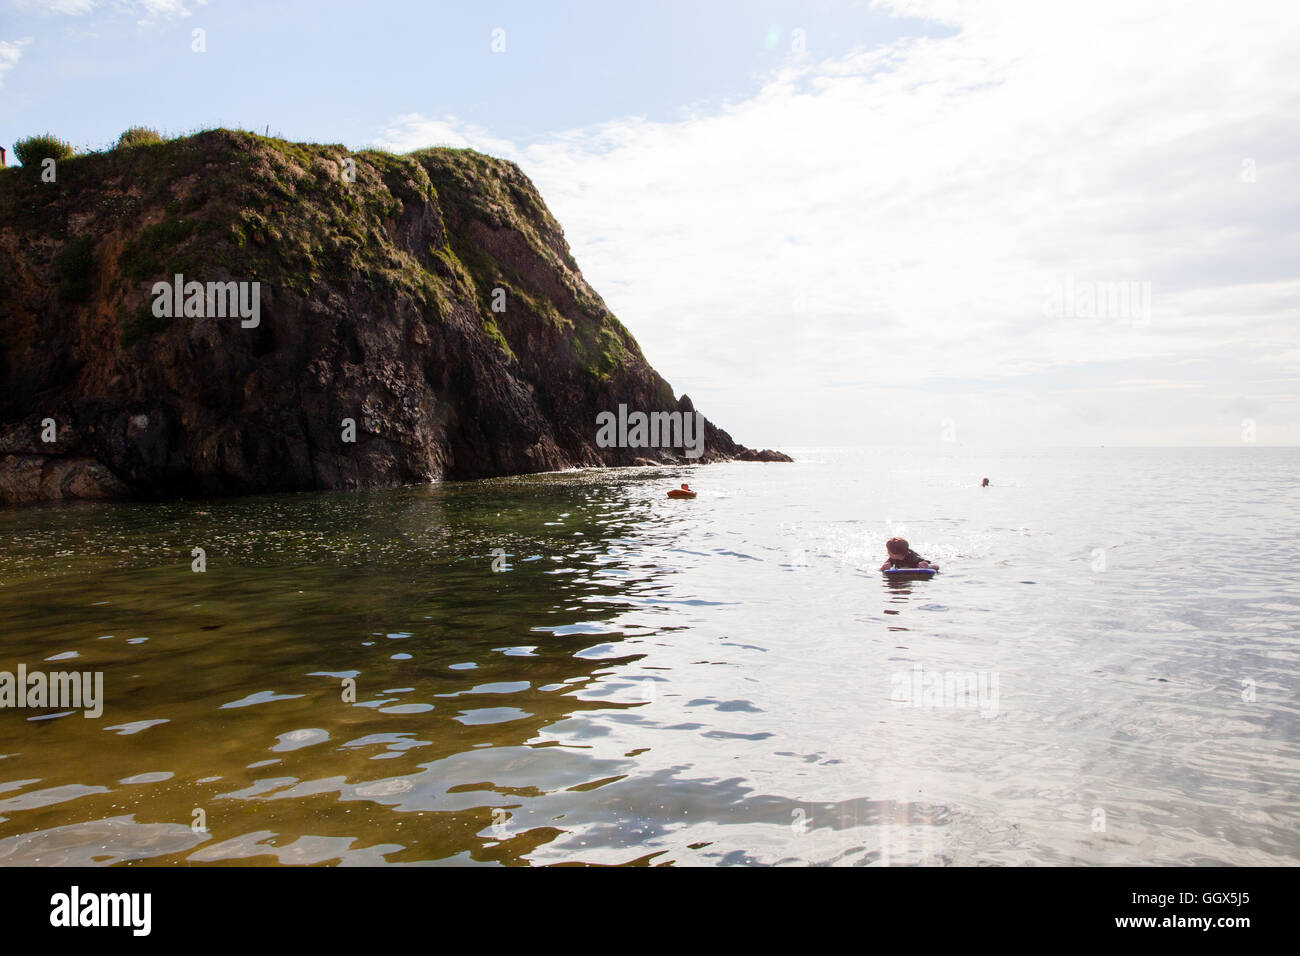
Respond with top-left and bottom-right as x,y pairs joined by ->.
1,448 -> 1298,865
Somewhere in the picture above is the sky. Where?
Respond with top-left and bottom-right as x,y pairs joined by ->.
2,0 -> 1298,447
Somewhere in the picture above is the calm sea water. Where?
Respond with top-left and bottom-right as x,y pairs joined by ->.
0,446 -> 1296,866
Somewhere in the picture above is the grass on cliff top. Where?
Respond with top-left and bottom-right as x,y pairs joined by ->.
414,147 -> 563,236
3,127 -> 641,371
98,130 -> 451,326
12,133 -> 77,166
116,126 -> 165,149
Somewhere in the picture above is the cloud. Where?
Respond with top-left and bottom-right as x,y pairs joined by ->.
19,0 -> 98,13
13,0 -> 97,13
375,114 -> 519,162
379,0 -> 1300,445
0,36 -> 32,89
125,0 -> 206,23
14,0 -> 205,19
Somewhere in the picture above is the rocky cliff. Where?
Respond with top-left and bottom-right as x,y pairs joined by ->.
0,129 -> 788,504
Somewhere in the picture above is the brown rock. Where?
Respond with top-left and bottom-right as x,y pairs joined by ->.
0,129 -> 789,505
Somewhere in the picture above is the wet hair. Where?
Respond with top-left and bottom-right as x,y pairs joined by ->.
886,537 -> 909,556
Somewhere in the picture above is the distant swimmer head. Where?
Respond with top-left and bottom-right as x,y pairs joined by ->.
681,483 -> 691,491
886,537 -> 910,559
981,477 -> 989,487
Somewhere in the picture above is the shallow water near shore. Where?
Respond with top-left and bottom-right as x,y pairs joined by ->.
0,446 -> 1297,866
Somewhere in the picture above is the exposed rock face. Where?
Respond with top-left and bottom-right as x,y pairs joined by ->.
735,448 -> 794,462
0,130 -> 788,504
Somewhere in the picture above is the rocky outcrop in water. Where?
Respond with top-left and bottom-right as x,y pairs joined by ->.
0,130 -> 789,504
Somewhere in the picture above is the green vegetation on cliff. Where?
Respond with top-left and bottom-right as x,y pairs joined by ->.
0,128 -> 635,374
13,133 -> 77,166
116,126 -> 166,149
0,126 -> 783,504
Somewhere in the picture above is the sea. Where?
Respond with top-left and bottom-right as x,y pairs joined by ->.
0,446 -> 1296,865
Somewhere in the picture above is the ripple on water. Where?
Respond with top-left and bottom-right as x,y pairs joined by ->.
438,681 -> 529,698
221,691 -> 306,709
378,703 -> 435,715
104,719 -> 170,736
353,778 -> 416,798
0,816 -> 207,866
455,707 -> 532,726
0,783 -> 108,815
271,729 -> 330,752
354,697 -> 400,709
119,771 -> 174,785
340,733 -> 430,753
187,832 -> 402,865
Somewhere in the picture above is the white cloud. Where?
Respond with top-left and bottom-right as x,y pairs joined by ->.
20,0 -> 98,13
0,36 -> 32,88
125,0 -> 206,23
375,114 -> 520,162
14,0 -> 205,18
13,0 -> 96,13
380,0 -> 1300,446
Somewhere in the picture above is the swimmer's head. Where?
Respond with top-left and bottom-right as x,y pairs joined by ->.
886,537 -> 909,558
